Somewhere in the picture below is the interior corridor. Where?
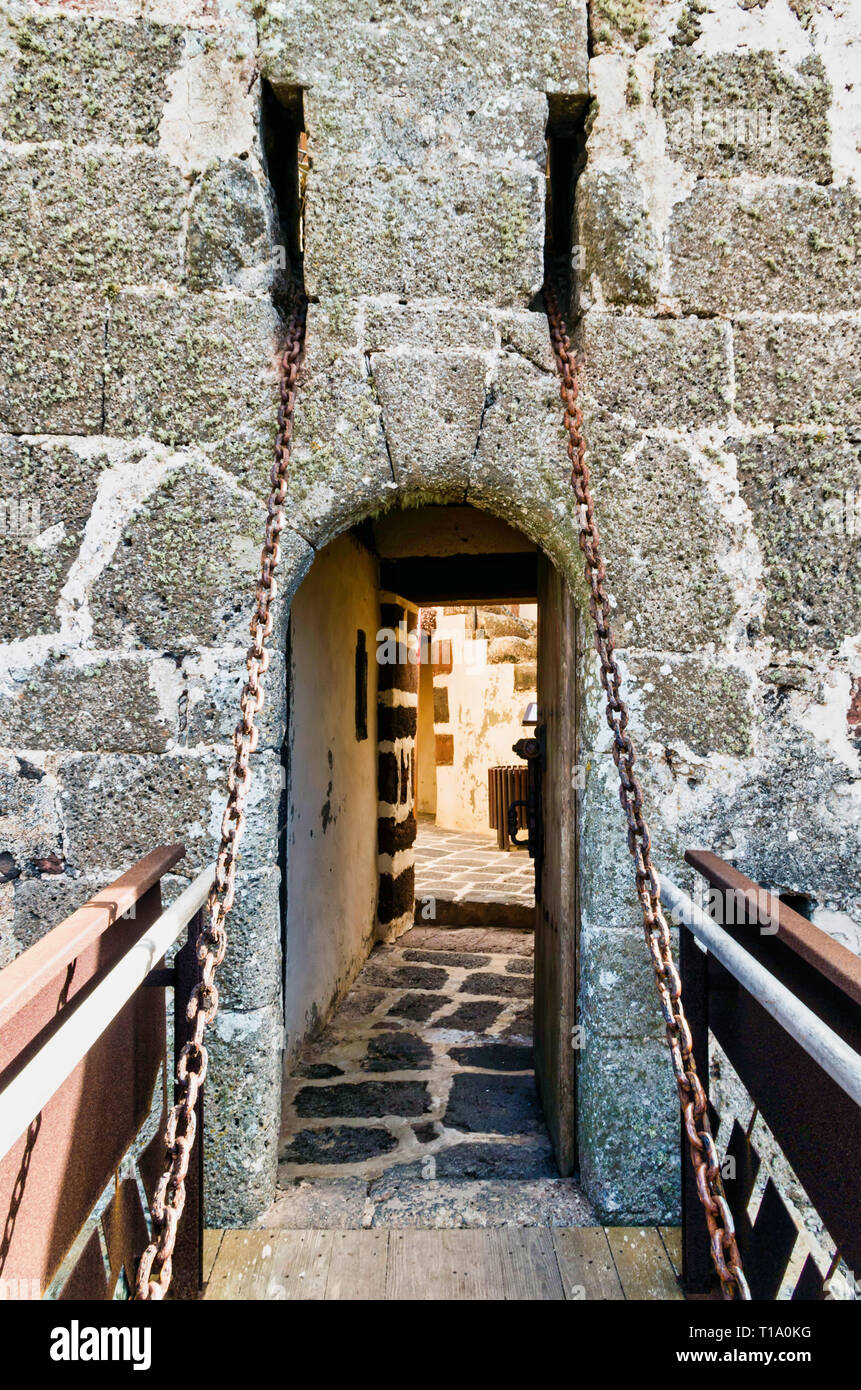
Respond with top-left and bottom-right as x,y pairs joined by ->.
272,503 -> 583,1229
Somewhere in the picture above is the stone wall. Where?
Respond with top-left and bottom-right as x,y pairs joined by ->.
574,0 -> 860,1220
0,0 -> 858,1227
0,0 -> 310,1223
377,597 -> 419,941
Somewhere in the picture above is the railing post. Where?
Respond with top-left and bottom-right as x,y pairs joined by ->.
680,923 -> 715,1295
169,907 -> 205,1300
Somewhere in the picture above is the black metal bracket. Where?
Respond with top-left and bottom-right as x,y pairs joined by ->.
507,799 -> 530,847
142,966 -> 175,988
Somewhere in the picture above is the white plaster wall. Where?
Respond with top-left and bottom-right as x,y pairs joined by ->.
433,613 -> 537,834
416,656 -> 437,816
284,533 -> 380,1063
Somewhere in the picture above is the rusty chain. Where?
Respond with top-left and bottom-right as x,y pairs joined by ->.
545,281 -> 750,1302
135,293 -> 308,1301
134,274 -> 746,1300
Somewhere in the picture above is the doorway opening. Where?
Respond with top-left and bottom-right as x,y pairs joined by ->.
270,502 -> 585,1226
414,598 -> 537,934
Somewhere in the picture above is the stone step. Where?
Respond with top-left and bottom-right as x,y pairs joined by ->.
487,634 -> 536,664
414,894 -> 534,930
477,609 -> 536,640
262,1174 -> 596,1229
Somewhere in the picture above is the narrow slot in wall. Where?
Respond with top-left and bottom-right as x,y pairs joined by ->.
261,80 -> 307,1007
260,79 -> 307,310
545,96 -> 590,322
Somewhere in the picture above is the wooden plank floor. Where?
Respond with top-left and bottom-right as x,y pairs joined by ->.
203,1227 -> 683,1301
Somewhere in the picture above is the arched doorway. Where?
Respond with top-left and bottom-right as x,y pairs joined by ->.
204,432 -> 679,1228
279,501 -> 581,1207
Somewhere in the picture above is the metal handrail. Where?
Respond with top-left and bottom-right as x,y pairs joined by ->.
660,874 -> 861,1109
0,865 -> 214,1160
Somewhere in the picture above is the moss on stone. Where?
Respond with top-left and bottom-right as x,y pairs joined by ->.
0,146 -> 185,289
734,318 -> 861,425
105,291 -> 280,447
0,438 -> 108,640
592,0 -> 652,54
2,15 -> 183,146
625,66 -> 643,107
88,461 -> 305,649
672,0 -> 707,47
628,657 -> 753,758
0,284 -> 106,433
734,430 -> 861,651
657,50 -> 831,181
669,182 -> 860,314
186,160 -> 273,292
575,165 -> 661,306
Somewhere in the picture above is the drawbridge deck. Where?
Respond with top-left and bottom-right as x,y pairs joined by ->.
203,1226 -> 683,1301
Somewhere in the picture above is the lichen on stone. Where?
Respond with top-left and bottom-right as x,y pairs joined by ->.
2,15 -> 183,146
591,0 -> 652,54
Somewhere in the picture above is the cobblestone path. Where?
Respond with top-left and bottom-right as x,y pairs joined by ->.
266,925 -> 593,1229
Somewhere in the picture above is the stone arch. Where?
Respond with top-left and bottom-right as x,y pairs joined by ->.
207,444 -> 678,1231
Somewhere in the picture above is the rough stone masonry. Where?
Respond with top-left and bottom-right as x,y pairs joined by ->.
0,0 -> 858,1226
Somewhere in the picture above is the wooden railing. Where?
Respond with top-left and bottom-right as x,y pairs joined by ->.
0,847 -> 211,1301
662,852 -> 861,1301
4,839 -> 858,1303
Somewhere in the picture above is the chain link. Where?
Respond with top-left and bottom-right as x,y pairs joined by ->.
134,293 -> 308,1301
545,281 -> 750,1302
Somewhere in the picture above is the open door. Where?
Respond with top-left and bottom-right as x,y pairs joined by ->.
533,554 -> 579,1174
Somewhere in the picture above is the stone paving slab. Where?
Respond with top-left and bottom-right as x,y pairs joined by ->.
282,1128 -> 399,1166
402,948 -> 492,969
449,1042 -> 533,1071
293,1080 -> 433,1120
438,999 -> 507,1031
407,925 -> 534,955
445,1073 -> 544,1134
386,1140 -> 555,1181
501,1006 -> 533,1039
386,992 -> 447,1023
458,971 -> 532,999
362,962 -> 450,991
414,819 -> 535,927
271,924 -> 593,1228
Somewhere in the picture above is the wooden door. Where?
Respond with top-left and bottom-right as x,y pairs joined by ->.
533,554 -> 579,1174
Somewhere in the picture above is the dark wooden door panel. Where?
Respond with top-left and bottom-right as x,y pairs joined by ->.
534,554 -> 578,1174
